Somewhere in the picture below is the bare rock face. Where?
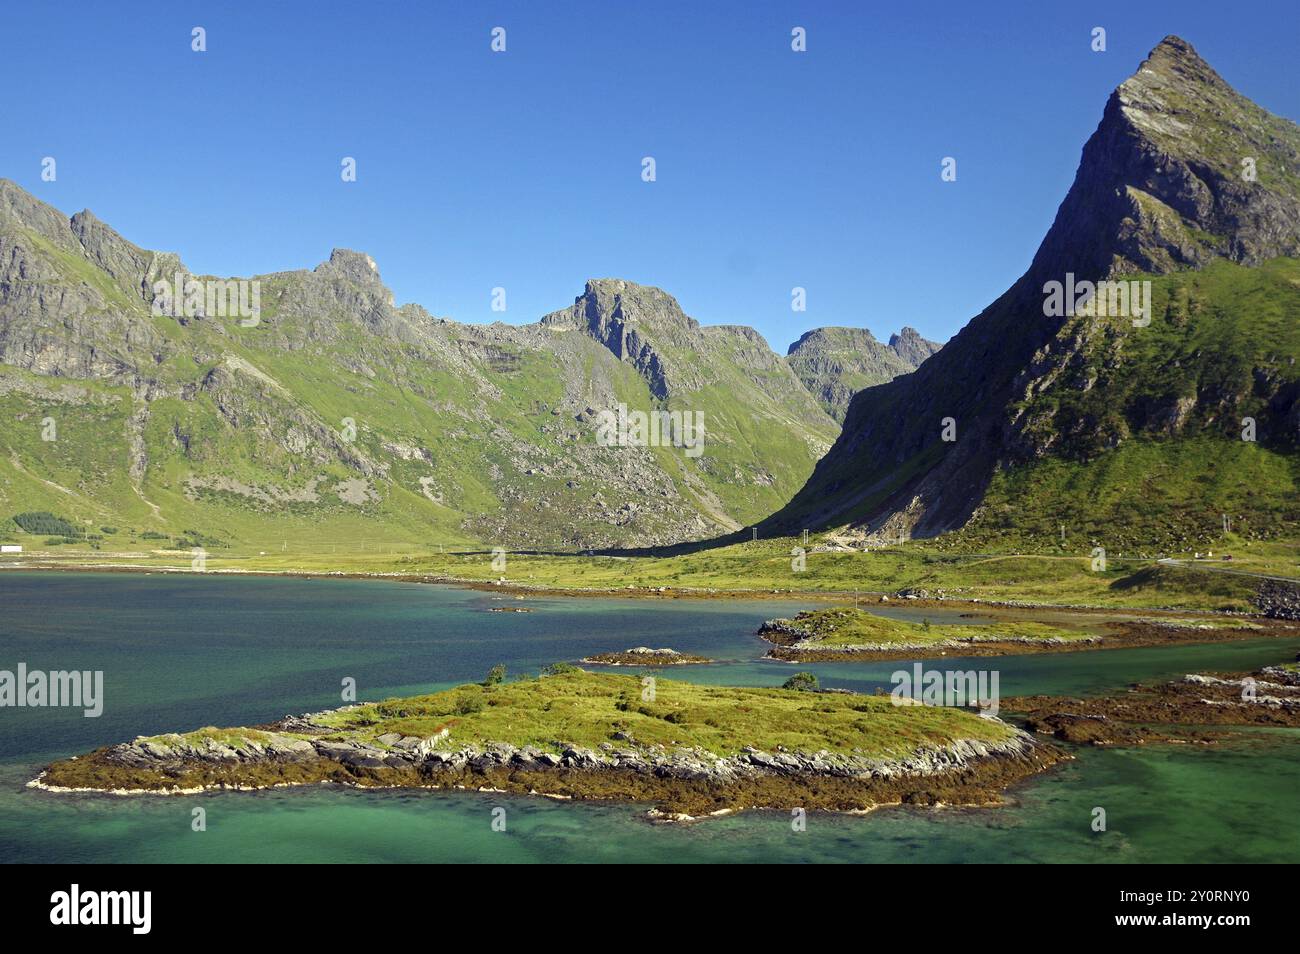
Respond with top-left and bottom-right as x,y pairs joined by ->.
315,248 -> 383,287
766,36 -> 1300,542
542,279 -> 699,398
1031,36 -> 1300,280
70,208 -> 188,305
0,180 -> 173,377
887,327 -> 941,367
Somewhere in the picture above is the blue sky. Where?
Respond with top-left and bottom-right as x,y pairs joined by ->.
2,1 -> 1296,350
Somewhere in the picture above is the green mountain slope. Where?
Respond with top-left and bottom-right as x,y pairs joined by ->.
0,187 -> 839,552
956,258 -> 1300,552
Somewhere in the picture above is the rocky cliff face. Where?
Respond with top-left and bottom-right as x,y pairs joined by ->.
1031,36 -> 1300,281
887,327 -> 941,367
765,36 -> 1300,544
786,326 -> 940,421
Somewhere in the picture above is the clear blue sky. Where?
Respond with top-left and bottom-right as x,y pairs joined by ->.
2,1 -> 1296,350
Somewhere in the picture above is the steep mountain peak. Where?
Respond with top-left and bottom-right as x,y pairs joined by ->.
0,180 -> 186,313
766,36 -> 1300,543
69,207 -> 187,304
0,178 -> 78,246
1030,34 -> 1300,281
785,325 -> 939,422
539,278 -> 698,397
1136,34 -> 1212,73
1118,36 -> 1249,151
315,248 -> 383,286
577,278 -> 700,334
887,326 -> 941,366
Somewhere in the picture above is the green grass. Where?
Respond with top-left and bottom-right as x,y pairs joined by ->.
6,528 -> 1280,613
154,669 -> 1016,760
764,607 -> 1088,648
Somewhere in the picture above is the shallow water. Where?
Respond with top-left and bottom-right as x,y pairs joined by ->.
2,571 -> 1297,863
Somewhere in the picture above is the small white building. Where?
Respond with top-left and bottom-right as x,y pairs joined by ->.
1,545 -> 22,554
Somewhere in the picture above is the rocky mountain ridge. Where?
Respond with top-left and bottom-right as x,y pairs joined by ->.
0,181 -> 907,550
786,325 -> 941,420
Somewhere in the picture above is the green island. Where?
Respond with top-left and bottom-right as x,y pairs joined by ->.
580,647 -> 713,666
32,669 -> 1060,819
756,606 -> 1278,661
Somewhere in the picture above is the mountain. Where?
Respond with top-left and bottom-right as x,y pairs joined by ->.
764,36 -> 1300,552
0,187 -> 839,551
786,326 -> 941,421
887,327 -> 942,367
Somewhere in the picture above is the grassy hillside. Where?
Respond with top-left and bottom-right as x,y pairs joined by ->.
954,259 -> 1300,552
0,185 -> 839,551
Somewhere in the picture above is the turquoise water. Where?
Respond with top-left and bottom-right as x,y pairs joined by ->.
2,571 -> 1298,863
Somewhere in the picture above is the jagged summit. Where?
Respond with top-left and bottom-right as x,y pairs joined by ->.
576,279 -> 699,332
315,248 -> 383,285
785,325 -> 940,421
1030,34 -> 1300,281
887,327 -> 941,366
542,278 -> 823,408
0,178 -> 87,246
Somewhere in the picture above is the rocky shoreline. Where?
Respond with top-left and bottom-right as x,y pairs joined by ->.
757,616 -> 1293,662
1255,580 -> 1300,620
1006,661 -> 1300,746
32,711 -> 1063,818
579,647 -> 713,666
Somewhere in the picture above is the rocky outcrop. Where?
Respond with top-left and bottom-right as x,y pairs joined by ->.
887,327 -> 942,367
1010,659 -> 1300,744
579,647 -> 713,665
1256,580 -> 1300,620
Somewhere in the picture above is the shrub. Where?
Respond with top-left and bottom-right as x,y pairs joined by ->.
782,672 -> 820,692
12,511 -> 81,537
541,662 -> 580,677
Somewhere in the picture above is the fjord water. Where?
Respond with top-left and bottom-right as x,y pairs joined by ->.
1,572 -> 1297,863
